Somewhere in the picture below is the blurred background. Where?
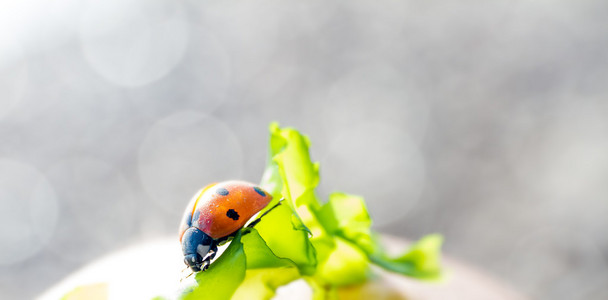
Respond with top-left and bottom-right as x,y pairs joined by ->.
1,0 -> 607,299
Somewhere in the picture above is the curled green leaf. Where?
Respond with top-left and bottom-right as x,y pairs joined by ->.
247,206 -> 317,274
316,237 -> 371,286
370,234 -> 443,280
235,228 -> 301,300
263,124 -> 443,284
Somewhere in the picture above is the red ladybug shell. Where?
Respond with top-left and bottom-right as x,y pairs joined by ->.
179,181 -> 272,240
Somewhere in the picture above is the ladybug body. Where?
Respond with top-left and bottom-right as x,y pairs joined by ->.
179,180 -> 272,272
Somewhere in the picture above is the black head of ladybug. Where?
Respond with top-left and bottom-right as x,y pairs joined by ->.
181,227 -> 215,272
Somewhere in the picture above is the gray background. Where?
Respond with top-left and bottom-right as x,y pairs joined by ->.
1,0 -> 607,299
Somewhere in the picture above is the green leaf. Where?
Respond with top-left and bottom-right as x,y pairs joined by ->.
241,228 -> 295,269
260,123 -> 336,267
253,204 -> 317,274
317,193 -> 374,254
233,228 -> 301,300
232,268 -> 301,300
316,237 -> 371,286
317,193 -> 443,280
370,234 -> 443,280
266,122 -> 321,210
182,232 -> 246,300
304,277 -> 338,300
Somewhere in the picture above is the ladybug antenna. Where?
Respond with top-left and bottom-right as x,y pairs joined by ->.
180,270 -> 194,282
185,271 -> 194,280
247,198 -> 284,229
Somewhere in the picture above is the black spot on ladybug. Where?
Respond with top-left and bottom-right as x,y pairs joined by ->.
226,209 -> 240,221
216,188 -> 229,196
253,186 -> 266,197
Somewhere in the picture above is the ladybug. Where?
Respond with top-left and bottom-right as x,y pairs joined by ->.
179,180 -> 274,272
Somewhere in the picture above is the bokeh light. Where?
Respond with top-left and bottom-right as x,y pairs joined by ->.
80,0 -> 189,87
0,35 -> 27,121
45,158 -> 136,263
138,111 -> 244,216
0,160 -> 58,265
320,121 -> 426,227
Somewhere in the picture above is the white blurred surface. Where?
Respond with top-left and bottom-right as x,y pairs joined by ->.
38,236 -> 525,300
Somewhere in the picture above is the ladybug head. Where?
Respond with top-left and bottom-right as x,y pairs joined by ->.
181,227 -> 215,272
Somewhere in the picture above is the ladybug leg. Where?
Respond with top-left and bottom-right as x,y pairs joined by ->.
206,243 -> 218,261
201,259 -> 210,272
200,242 -> 218,271
246,198 -> 284,229
216,234 -> 234,246
200,254 -> 213,271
